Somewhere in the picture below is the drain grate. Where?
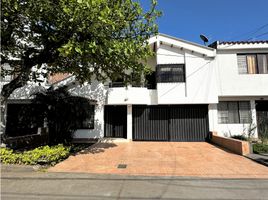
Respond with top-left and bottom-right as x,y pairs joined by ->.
117,164 -> 127,169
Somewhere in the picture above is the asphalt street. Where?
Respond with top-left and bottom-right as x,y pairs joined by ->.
1,165 -> 268,200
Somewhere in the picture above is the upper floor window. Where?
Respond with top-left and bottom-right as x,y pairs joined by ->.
156,64 -> 185,83
218,101 -> 251,124
237,54 -> 268,74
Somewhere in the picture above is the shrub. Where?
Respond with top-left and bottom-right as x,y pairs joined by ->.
231,135 -> 248,141
253,143 -> 268,154
0,148 -> 20,164
0,144 -> 71,166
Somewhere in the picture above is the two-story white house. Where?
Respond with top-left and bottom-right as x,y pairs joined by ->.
209,40 -> 268,138
2,34 -> 268,142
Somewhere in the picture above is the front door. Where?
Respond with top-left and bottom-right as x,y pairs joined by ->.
104,105 -> 127,138
256,101 -> 268,138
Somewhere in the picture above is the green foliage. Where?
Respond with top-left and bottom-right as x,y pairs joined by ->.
253,143 -> 268,154
0,144 -> 71,165
32,86 -> 94,144
0,148 -> 20,164
1,0 -> 161,99
231,135 -> 248,141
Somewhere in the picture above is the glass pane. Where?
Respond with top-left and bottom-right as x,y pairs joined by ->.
237,55 -> 248,74
246,55 -> 257,74
257,54 -> 268,74
160,67 -> 172,72
228,102 -> 239,123
218,102 -> 228,123
239,101 -> 251,123
157,64 -> 185,83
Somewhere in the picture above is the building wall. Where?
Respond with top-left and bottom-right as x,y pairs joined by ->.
216,49 -> 268,96
107,87 -> 158,105
157,44 -> 218,104
209,98 -> 259,138
107,43 -> 218,105
213,48 -> 268,137
3,36 -> 267,140
69,81 -> 106,139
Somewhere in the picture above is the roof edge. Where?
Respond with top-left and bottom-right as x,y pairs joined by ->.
157,33 -> 216,51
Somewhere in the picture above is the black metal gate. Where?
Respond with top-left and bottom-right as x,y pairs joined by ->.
104,105 -> 127,138
133,105 -> 209,141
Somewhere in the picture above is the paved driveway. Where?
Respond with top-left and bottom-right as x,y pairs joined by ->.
49,141 -> 268,178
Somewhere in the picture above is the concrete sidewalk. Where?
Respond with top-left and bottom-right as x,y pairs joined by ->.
1,167 -> 268,200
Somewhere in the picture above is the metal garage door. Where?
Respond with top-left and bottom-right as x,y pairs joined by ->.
133,105 -> 209,141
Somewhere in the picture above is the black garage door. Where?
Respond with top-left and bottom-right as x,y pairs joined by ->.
133,105 -> 209,141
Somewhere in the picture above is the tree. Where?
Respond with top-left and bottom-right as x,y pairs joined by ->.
1,0 -> 161,102
32,86 -> 94,144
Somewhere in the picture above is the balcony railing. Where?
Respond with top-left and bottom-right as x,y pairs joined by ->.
108,82 -> 156,89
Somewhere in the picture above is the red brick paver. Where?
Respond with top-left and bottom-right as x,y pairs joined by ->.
49,141 -> 268,178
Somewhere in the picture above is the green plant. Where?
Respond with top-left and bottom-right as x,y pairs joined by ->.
231,135 -> 248,141
253,143 -> 268,154
0,148 -> 20,164
0,144 -> 71,166
32,87 -> 96,145
242,117 -> 257,142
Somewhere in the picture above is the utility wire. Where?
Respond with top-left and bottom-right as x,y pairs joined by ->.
227,22 -> 268,41
251,31 -> 268,39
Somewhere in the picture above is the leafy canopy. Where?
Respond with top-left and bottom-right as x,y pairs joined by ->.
1,0 -> 161,99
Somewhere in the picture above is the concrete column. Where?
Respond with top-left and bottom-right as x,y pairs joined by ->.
208,104 -> 218,132
250,100 -> 258,138
127,104 -> 132,140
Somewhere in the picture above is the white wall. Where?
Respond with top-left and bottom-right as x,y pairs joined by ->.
107,87 -> 158,105
157,44 -> 218,104
216,50 -> 268,96
209,99 -> 258,138
69,81 -> 106,139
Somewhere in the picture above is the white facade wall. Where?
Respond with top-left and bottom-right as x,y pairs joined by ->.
216,49 -> 268,97
209,99 -> 258,138
211,46 -> 268,138
107,87 -> 158,105
69,81 -> 106,139
156,44 -> 218,104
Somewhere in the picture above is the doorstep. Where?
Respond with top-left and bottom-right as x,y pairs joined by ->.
98,138 -> 130,143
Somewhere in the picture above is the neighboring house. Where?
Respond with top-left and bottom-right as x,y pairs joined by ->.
2,34 -> 268,142
209,40 -> 268,138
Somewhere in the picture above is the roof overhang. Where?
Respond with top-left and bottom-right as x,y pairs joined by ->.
210,41 -> 268,50
149,33 -> 216,58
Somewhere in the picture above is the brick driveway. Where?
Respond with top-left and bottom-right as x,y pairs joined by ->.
49,141 -> 268,178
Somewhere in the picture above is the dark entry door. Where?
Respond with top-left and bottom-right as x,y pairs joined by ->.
133,105 -> 209,141
104,105 -> 127,138
256,101 -> 268,138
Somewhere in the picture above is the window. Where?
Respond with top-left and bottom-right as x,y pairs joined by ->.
75,103 -> 95,129
109,77 -> 124,87
218,101 -> 251,124
6,103 -> 45,137
237,54 -> 268,74
156,64 -> 185,83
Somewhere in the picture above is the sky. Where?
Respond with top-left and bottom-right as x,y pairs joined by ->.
139,0 -> 268,45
